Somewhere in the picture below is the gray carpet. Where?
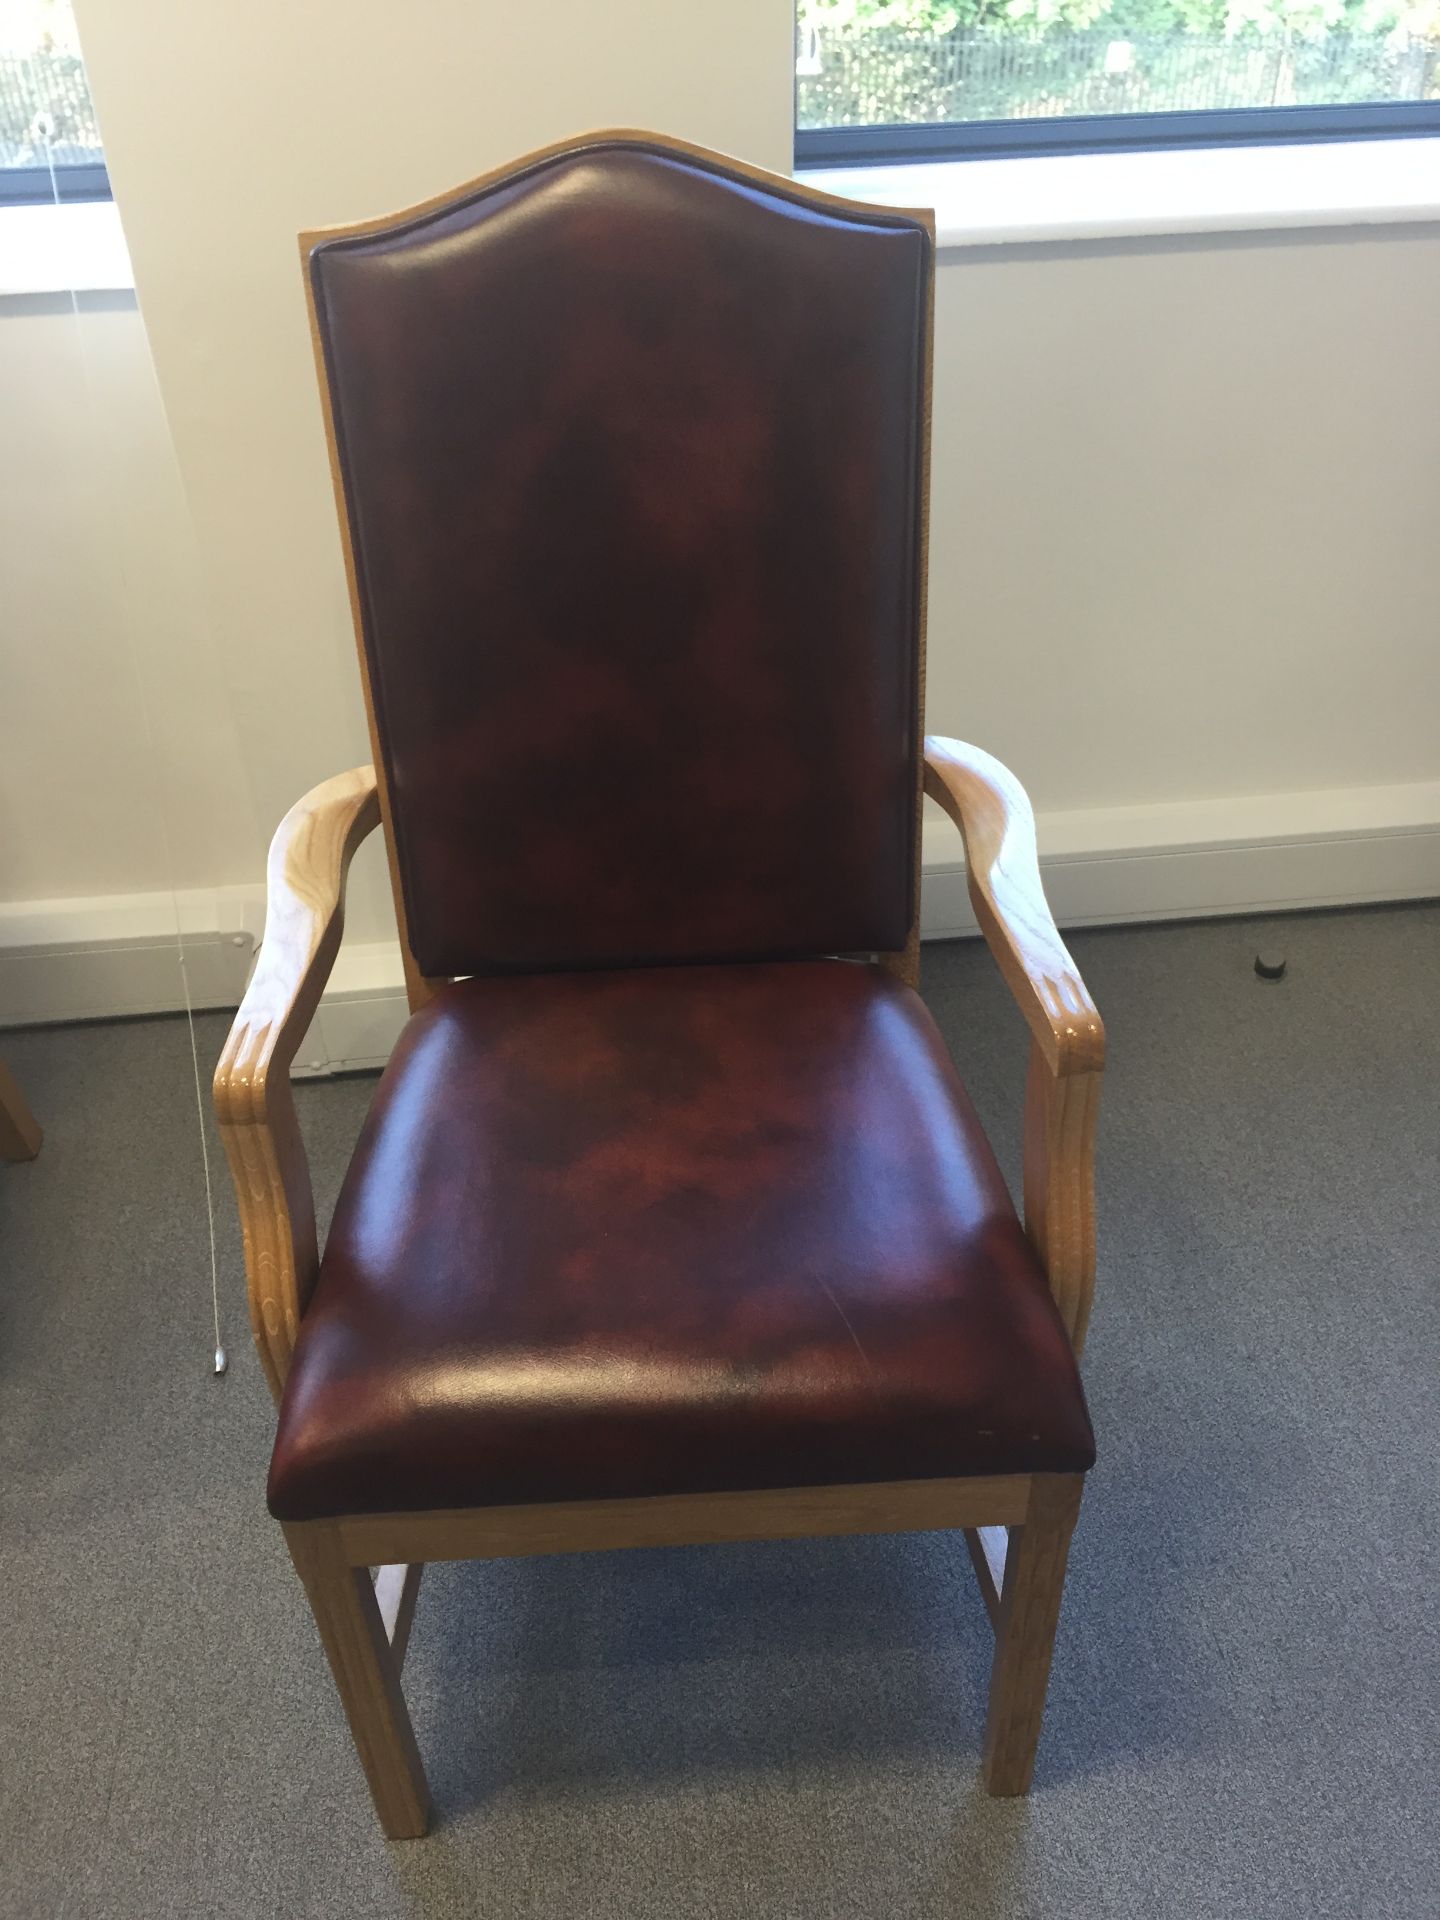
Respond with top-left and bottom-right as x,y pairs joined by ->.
2,906 -> 1437,1919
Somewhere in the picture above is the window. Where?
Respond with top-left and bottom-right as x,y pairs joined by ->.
1,0 -> 108,203
796,0 -> 1440,162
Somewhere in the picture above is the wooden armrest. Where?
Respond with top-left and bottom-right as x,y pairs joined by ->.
923,737 -> 1104,1353
923,737 -> 1103,1079
213,766 -> 381,1398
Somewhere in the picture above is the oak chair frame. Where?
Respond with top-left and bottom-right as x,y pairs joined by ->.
213,131 -> 1105,1837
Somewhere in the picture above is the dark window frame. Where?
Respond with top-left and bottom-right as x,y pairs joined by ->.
0,161 -> 110,204
796,98 -> 1440,169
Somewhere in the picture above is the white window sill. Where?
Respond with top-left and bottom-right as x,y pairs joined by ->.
797,136 -> 1440,247
0,198 -> 133,296
3,138 -> 1436,297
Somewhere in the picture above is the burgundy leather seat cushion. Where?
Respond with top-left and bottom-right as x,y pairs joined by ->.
268,962 -> 1094,1521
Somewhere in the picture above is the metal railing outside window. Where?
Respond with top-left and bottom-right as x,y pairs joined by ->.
1,22 -> 109,203
796,12 -> 1440,165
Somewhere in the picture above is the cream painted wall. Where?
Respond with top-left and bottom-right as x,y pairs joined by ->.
924,227 -> 1440,811
0,290 -> 258,905
5,0 -> 1437,964
67,0 -> 794,943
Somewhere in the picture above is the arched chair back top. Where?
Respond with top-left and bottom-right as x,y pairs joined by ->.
305,132 -> 934,980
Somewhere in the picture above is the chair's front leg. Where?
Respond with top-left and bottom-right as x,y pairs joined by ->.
982,1472 -> 1084,1795
284,1522 -> 432,1838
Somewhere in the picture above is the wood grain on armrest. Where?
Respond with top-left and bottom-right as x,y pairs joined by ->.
923,737 -> 1103,1078
213,766 -> 380,1399
923,737 -> 1103,1352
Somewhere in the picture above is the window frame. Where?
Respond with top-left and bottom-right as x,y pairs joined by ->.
796,89 -> 1440,169
0,161 -> 110,205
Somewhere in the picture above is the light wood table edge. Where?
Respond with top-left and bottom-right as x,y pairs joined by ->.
0,1057 -> 42,1161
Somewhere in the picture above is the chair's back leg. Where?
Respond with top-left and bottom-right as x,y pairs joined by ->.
283,1522 -> 432,1838
982,1472 -> 1084,1795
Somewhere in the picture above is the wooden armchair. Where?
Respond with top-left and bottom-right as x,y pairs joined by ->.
214,132 -> 1103,1839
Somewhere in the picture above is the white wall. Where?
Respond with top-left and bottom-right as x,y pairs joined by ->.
0,289 -> 259,905
65,0 -> 793,949
924,228 -> 1440,810
2,0 -> 1436,1031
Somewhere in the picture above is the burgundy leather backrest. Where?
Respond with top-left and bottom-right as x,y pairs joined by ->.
310,137 -> 930,978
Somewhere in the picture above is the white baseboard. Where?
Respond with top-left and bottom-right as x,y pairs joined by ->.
294,940 -> 413,1077
0,885 -> 259,1028
309,777 -> 1440,1075
919,777 -> 1440,937
5,779 -> 1438,1072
